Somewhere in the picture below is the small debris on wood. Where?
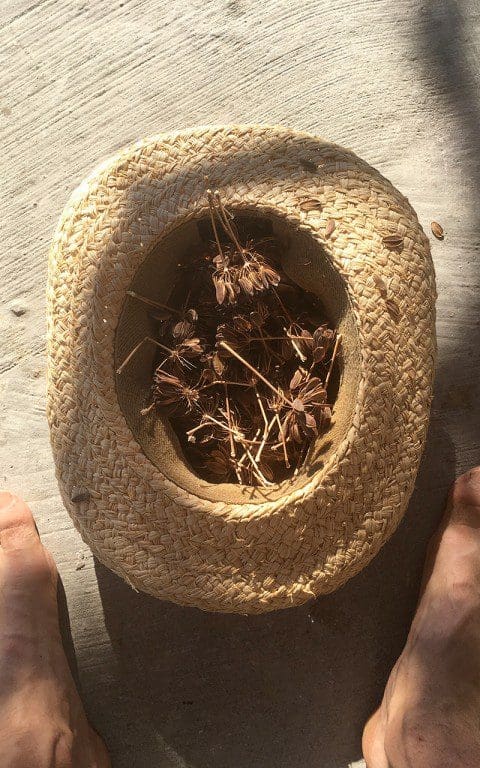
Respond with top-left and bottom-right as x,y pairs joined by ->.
70,487 -> 90,503
10,302 -> 27,317
325,219 -> 336,238
431,221 -> 444,240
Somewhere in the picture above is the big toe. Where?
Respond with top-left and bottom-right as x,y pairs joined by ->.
451,467 -> 480,507
362,710 -> 390,768
0,492 -> 41,551
448,467 -> 480,527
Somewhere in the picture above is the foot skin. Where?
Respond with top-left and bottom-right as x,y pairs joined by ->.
0,492 -> 110,768
363,468 -> 480,768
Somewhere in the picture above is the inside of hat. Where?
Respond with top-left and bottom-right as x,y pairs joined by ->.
114,207 -> 362,505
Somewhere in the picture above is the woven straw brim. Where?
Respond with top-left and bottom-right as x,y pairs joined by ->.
47,125 -> 436,613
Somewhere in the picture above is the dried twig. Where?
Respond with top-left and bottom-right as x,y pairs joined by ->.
126,291 -> 181,315
219,341 -> 294,406
117,337 -> 173,375
324,333 -> 341,390
213,190 -> 244,253
276,413 -> 290,469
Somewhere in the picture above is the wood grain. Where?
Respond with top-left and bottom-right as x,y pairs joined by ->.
1,1 -> 479,766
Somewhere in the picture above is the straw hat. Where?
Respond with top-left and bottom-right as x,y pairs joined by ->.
47,125 -> 436,613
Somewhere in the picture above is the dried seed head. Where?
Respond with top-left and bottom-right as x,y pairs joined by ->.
152,370 -> 200,415
212,352 -> 225,376
289,368 -> 305,391
172,310 -> 198,339
233,315 -> 252,333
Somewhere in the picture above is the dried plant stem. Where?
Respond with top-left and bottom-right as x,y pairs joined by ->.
255,415 -> 277,463
250,335 -> 312,342
257,327 -> 284,363
200,380 -> 253,391
207,193 -> 225,258
238,443 -> 273,487
186,421 -> 209,437
324,333 -> 342,390
201,413 -> 244,440
224,385 -> 235,458
126,291 -> 181,315
238,429 -> 261,468
117,337 -> 174,375
294,441 -> 309,476
224,384 -> 243,483
255,387 -> 269,431
182,289 -> 192,312
275,413 -> 290,468
285,328 -> 307,363
219,341 -> 294,406
198,417 -> 263,447
213,190 -> 244,253
273,287 -> 294,324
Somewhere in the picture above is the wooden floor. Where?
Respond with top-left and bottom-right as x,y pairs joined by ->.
1,1 -> 479,766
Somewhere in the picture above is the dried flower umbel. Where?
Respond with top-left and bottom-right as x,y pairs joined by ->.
118,191 -> 341,487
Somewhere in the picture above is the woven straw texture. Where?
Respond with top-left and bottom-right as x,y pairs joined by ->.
47,125 -> 436,614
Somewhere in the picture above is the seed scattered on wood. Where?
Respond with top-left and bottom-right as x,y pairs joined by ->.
70,487 -> 90,503
431,221 -> 444,240
382,234 -> 404,249
325,219 -> 336,238
299,199 -> 323,212
119,192 -> 340,487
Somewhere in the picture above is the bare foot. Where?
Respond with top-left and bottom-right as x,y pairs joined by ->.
362,468 -> 480,768
0,492 -> 110,768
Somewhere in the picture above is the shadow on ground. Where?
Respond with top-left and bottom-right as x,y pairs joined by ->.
92,417 -> 454,768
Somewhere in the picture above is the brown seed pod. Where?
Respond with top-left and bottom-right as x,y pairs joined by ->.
325,218 -> 336,238
372,273 -> 388,297
431,221 -> 444,240
299,199 -> 323,212
382,234 -> 404,249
